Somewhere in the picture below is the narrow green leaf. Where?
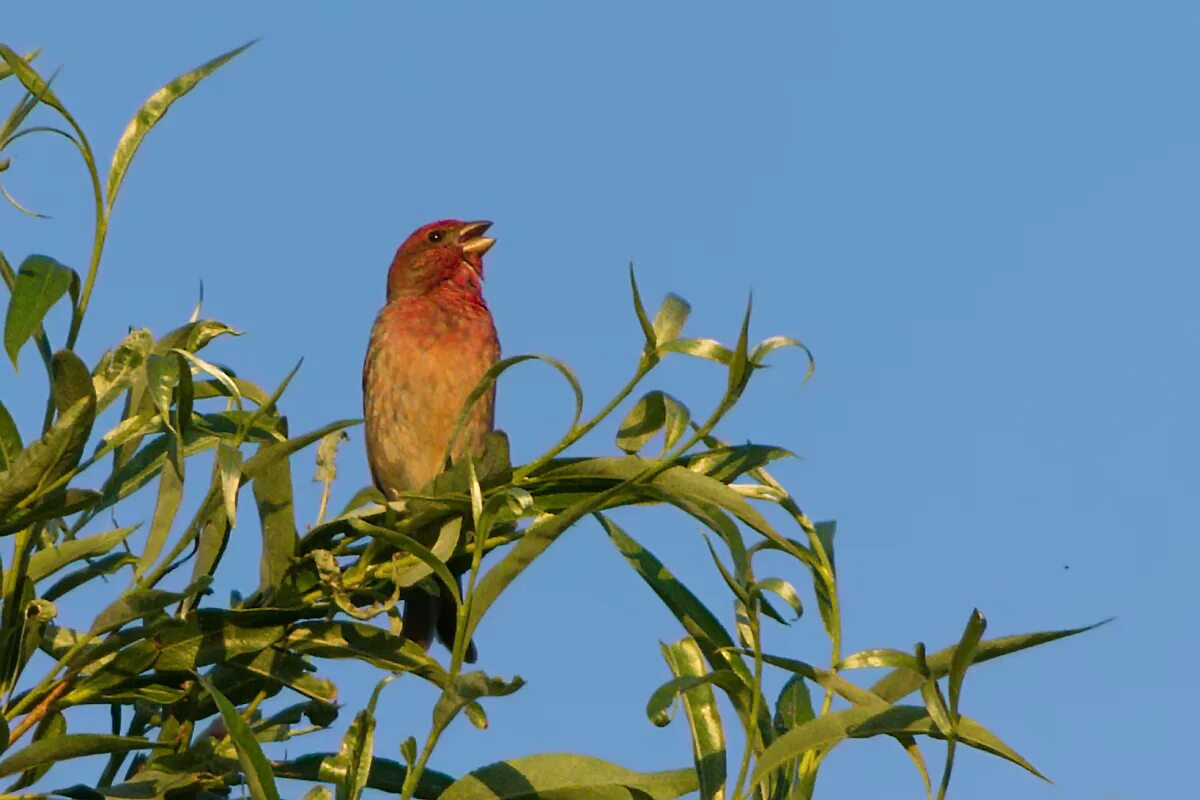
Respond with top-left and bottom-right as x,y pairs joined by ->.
242,420 -> 360,482
661,638 -> 727,800
652,294 -> 691,344
217,442 -> 243,525
0,734 -> 163,779
284,621 -> 449,688
349,519 -> 461,601
89,577 -> 210,634
948,609 -> 987,716
440,754 -> 699,800
42,552 -> 135,602
871,619 -> 1112,703
628,264 -> 657,348
4,255 -> 75,368
198,675 -> 281,800
432,671 -> 525,733
144,353 -> 179,428
6,709 -> 65,790
272,754 -> 454,798
597,514 -> 773,748
106,40 -> 256,214
0,399 -> 21,471
749,704 -> 1047,790
616,391 -> 689,455
0,393 -> 95,518
0,48 -> 41,83
28,525 -> 137,583
252,447 -> 299,599
0,488 -> 100,536
748,577 -> 802,620
136,455 -> 183,579
325,676 -> 391,800
91,327 -> 153,412
840,648 -> 923,672
0,45 -> 69,116
50,350 -> 94,415
657,337 -> 735,365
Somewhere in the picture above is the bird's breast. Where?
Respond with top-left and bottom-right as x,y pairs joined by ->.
363,295 -> 499,497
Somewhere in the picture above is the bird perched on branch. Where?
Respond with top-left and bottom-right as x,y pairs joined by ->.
362,219 -> 499,662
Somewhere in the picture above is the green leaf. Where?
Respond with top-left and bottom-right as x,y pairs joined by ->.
198,675 -> 281,800
771,674 -> 815,800
6,709 -> 65,790
273,754 -> 454,798
652,293 -> 691,344
683,444 -> 794,484
871,619 -> 1112,703
217,442 -> 243,525
597,514 -> 773,748
660,638 -> 727,800
224,647 -> 336,705
0,734 -> 163,779
284,621 -> 449,688
42,552 -> 135,602
432,671 -> 525,733
616,391 -> 691,455
89,577 -> 210,635
242,420 -> 360,483
748,577 -> 803,620
0,47 -> 40,83
440,754 -> 699,800
0,393 -> 95,520
4,255 -> 76,368
0,399 -> 21,471
948,608 -> 987,716
349,518 -> 461,601
657,337 -> 734,365
27,525 -> 137,583
774,674 -> 815,733
839,648 -> 923,672
50,350 -> 94,415
322,676 -> 392,800
144,354 -> 179,441
252,445 -> 299,599
106,40 -> 256,214
91,327 -> 153,412
0,488 -> 100,536
628,265 -> 657,349
136,454 -> 183,580
0,45 -> 69,117
749,704 -> 1047,790
749,335 -> 815,382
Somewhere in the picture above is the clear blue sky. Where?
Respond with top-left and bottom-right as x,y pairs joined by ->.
3,2 -> 1196,797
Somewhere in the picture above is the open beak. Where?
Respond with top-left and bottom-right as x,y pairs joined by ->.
459,220 -> 495,256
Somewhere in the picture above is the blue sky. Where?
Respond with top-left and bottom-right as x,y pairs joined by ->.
3,2 -> 1196,797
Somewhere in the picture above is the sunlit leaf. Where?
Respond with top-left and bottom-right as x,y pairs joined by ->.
4,255 -> 76,369
660,638 -> 726,800
440,754 -> 699,800
198,675 -> 281,800
106,40 -> 256,214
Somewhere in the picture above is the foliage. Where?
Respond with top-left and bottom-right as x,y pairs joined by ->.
0,42 -> 1104,800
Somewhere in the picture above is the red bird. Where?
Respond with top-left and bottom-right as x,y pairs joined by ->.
362,219 -> 499,662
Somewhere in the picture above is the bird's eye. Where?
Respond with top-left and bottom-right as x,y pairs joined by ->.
427,230 -> 444,243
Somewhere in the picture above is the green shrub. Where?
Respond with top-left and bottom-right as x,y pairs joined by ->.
0,43 -> 1102,800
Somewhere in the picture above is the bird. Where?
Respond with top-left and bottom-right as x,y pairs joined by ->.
362,219 -> 499,662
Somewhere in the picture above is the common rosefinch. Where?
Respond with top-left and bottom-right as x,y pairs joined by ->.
363,219 -> 499,662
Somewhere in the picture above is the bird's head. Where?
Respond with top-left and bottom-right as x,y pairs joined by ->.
386,219 -> 495,301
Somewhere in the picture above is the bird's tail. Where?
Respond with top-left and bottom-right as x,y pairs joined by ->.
403,576 -> 478,663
